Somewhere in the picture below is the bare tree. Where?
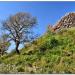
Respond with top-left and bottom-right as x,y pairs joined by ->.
2,12 -> 37,54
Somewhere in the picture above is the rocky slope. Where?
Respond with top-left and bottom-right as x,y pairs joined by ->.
49,12 -> 75,32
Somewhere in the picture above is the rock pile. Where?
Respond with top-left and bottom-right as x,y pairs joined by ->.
49,12 -> 75,32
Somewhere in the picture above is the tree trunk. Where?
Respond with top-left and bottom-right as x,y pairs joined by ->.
16,41 -> 20,54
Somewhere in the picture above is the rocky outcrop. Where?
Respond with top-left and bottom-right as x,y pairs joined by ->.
49,12 -> 75,32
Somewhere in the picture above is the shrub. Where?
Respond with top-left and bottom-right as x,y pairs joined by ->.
39,43 -> 47,52
47,37 -> 59,49
39,37 -> 59,53
17,66 -> 25,72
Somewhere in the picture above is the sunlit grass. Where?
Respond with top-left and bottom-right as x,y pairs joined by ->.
0,27 -> 75,73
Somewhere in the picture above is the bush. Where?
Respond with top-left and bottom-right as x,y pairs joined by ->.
17,66 -> 25,72
39,37 -> 59,52
47,37 -> 59,49
39,43 -> 47,52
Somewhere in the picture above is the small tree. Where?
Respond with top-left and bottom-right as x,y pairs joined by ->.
0,34 -> 10,55
2,12 -> 37,54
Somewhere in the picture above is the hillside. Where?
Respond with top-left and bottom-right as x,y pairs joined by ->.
0,27 -> 75,74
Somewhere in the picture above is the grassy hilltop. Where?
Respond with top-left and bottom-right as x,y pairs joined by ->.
0,27 -> 75,74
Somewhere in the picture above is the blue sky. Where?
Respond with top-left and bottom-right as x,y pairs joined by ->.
0,1 -> 75,52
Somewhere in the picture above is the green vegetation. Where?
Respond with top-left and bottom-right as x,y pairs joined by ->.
0,27 -> 75,73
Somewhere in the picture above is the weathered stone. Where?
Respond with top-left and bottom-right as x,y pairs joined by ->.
49,12 -> 75,32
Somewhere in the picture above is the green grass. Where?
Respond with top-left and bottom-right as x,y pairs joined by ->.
0,27 -> 75,73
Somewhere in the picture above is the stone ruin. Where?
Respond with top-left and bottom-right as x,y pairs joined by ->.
48,12 -> 75,32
